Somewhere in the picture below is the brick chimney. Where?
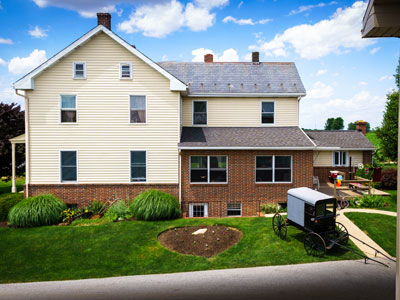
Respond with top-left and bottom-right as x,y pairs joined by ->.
97,13 -> 111,30
252,51 -> 259,64
355,120 -> 367,135
204,54 -> 213,63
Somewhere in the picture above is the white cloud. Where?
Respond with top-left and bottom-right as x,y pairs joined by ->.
0,38 -> 13,44
28,26 -> 48,39
289,1 -> 337,16
191,48 -> 239,62
300,90 -> 386,129
8,49 -> 47,75
306,81 -> 334,99
249,1 -> 374,60
316,69 -> 327,76
369,47 -> 380,55
161,54 -> 168,61
359,81 -> 368,86
238,1 -> 243,8
222,16 -> 271,25
118,0 -> 226,37
0,58 -> 6,66
379,75 -> 392,81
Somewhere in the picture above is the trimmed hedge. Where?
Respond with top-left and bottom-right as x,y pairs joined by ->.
8,194 -> 67,227
131,189 -> 181,221
0,193 -> 24,222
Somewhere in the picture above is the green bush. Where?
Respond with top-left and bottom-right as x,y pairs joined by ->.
0,193 -> 23,222
86,200 -> 104,215
104,200 -> 133,222
8,194 -> 67,227
356,165 -> 374,180
261,203 -> 286,214
131,189 -> 181,221
381,168 -> 397,190
349,195 -> 387,209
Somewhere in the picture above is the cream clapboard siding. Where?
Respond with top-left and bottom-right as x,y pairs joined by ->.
182,97 -> 299,127
313,151 -> 363,167
27,32 -> 180,184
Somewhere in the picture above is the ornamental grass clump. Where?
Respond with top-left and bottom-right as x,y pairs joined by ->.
8,194 -> 67,227
131,189 -> 181,221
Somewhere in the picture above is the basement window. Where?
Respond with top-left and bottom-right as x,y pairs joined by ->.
227,203 -> 241,216
189,203 -> 208,217
73,62 -> 86,79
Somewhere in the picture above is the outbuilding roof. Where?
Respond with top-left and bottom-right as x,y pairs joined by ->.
179,126 -> 315,149
304,130 -> 375,150
158,62 -> 306,96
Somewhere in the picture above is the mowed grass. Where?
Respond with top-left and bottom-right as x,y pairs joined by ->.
379,190 -> 397,212
345,212 -> 396,257
0,217 -> 360,283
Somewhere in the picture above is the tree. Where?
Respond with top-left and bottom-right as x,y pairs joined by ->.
375,90 -> 399,161
347,121 -> 371,132
395,57 -> 399,89
324,117 -> 344,130
0,102 -> 25,178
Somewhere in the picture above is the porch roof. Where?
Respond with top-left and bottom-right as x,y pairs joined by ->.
304,130 -> 375,150
179,126 -> 315,149
9,133 -> 25,144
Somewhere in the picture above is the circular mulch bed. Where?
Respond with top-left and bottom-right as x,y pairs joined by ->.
158,225 -> 242,258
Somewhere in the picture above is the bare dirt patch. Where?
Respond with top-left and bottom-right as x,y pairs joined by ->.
158,225 -> 242,258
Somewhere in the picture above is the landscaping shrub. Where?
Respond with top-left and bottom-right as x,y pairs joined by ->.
86,200 -> 104,215
356,165 -> 374,180
104,200 -> 133,222
349,195 -> 387,209
8,194 -> 67,227
0,193 -> 23,222
381,168 -> 397,190
261,204 -> 280,214
131,189 -> 181,221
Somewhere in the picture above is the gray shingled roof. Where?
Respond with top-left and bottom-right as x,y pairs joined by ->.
157,62 -> 306,95
179,127 -> 314,148
305,130 -> 375,149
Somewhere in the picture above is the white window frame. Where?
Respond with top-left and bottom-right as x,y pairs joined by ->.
192,100 -> 208,126
129,95 -> 147,125
189,203 -> 208,217
189,155 -> 228,184
130,150 -> 147,183
332,151 -> 348,167
59,150 -> 78,183
72,62 -> 86,79
120,62 -> 132,79
227,202 -> 242,217
255,155 -> 292,184
59,94 -> 78,124
260,100 -> 275,126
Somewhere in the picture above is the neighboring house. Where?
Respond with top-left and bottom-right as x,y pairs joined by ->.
13,14 -> 375,218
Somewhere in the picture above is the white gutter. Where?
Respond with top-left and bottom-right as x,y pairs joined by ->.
185,92 -> 306,98
15,89 -> 29,197
178,146 -> 316,150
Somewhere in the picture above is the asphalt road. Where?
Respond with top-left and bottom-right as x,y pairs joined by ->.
0,259 -> 395,300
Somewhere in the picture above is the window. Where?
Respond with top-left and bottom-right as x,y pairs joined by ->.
333,151 -> 348,166
193,101 -> 207,125
131,151 -> 146,182
130,95 -> 146,123
189,203 -> 208,217
120,63 -> 132,79
190,156 -> 227,183
61,151 -> 77,182
60,95 -> 77,123
256,156 -> 292,183
315,201 -> 335,217
261,101 -> 274,124
73,62 -> 86,79
227,203 -> 241,216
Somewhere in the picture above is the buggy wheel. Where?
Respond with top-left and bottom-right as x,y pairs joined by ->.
304,232 -> 326,257
335,222 -> 349,245
272,213 -> 287,240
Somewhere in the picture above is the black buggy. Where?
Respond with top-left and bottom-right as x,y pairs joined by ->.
272,187 -> 348,257
272,188 -> 396,267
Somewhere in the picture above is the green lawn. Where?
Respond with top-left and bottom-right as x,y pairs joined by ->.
345,212 -> 396,257
0,217 -> 359,283
381,190 -> 397,212
0,178 -> 24,195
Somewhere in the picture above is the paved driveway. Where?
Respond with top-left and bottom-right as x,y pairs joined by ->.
0,259 -> 395,300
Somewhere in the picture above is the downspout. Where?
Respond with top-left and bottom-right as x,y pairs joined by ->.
178,149 -> 182,206
15,89 -> 29,198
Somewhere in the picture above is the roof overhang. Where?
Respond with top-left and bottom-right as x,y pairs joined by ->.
314,147 -> 376,151
9,133 -> 26,144
13,25 -> 187,92
362,0 -> 400,38
184,92 -> 306,98
179,146 -> 316,150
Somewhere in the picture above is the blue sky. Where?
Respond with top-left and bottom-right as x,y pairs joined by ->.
0,0 -> 398,129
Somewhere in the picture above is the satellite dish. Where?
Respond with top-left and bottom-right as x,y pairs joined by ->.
358,163 -> 364,169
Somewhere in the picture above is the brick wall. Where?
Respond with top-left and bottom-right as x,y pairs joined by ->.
181,150 -> 313,217
27,184 -> 178,207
